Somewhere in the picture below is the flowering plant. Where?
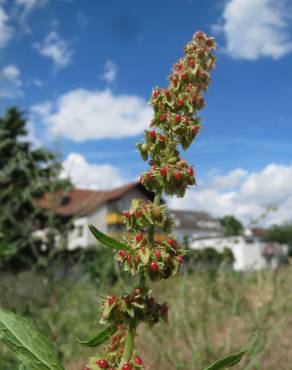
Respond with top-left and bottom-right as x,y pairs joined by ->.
82,31 -> 245,370
0,31 -> 246,370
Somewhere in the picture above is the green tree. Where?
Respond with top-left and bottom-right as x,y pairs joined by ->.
220,215 -> 243,237
0,107 -> 72,269
268,224 -> 292,249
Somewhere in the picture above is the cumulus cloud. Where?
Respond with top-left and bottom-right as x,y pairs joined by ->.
31,88 -> 152,141
215,0 -> 292,60
101,60 -> 118,84
0,6 -> 13,48
0,64 -> 22,98
62,153 -> 127,190
33,31 -> 73,68
169,163 -> 292,226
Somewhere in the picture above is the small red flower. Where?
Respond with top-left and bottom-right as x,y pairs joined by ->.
155,250 -> 162,260
119,250 -> 126,258
135,210 -> 142,217
160,113 -> 168,121
181,72 -> 187,80
175,115 -> 181,124
177,255 -> 184,265
122,211 -> 131,218
153,89 -> 160,98
160,167 -> 167,176
127,254 -> 132,264
199,96 -> 205,105
150,261 -> 159,272
175,172 -> 182,181
96,359 -> 108,368
149,130 -> 156,140
177,99 -> 184,106
171,75 -> 178,86
159,135 -> 165,143
122,363 -> 132,370
164,88 -> 171,98
135,357 -> 143,365
167,239 -> 176,247
195,31 -> 205,39
192,126 -> 200,135
188,166 -> 194,176
123,295 -> 130,303
108,295 -> 116,306
136,233 -> 143,242
147,171 -> 154,179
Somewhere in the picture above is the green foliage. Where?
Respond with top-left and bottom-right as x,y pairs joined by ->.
0,307 -> 64,370
187,247 -> 234,270
268,223 -> 292,246
89,225 -> 133,253
202,349 -> 246,370
78,324 -> 117,347
220,215 -> 243,237
0,107 -> 72,268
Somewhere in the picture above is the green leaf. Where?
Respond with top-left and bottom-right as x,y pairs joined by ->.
202,349 -> 246,370
77,324 -> 116,347
0,307 -> 64,370
89,225 -> 133,253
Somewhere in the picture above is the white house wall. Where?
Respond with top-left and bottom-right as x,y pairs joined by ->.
68,216 -> 89,250
191,237 -> 271,271
87,205 -> 108,245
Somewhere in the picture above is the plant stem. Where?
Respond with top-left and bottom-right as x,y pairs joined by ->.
154,191 -> 161,206
120,321 -> 136,367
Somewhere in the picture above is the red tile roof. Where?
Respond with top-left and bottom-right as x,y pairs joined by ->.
38,182 -> 152,216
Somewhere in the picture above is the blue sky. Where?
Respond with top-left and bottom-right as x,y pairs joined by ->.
1,0 -> 292,225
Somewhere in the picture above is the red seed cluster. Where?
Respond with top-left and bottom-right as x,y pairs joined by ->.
85,31 -> 216,370
137,31 -> 216,197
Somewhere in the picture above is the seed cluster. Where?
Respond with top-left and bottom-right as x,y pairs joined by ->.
138,31 -> 216,197
83,31 -> 216,370
116,198 -> 185,280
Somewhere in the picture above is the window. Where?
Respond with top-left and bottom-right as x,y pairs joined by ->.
77,225 -> 83,237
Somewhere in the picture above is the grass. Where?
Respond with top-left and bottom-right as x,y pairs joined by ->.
1,265 -> 292,369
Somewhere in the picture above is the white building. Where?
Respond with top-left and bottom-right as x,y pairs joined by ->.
38,182 -> 155,250
191,228 -> 288,271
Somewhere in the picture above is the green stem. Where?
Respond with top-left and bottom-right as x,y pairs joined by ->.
154,191 -> 161,206
120,322 -> 136,367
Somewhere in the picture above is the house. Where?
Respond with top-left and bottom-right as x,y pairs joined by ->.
170,209 -> 223,243
38,182 -> 155,250
190,228 -> 288,271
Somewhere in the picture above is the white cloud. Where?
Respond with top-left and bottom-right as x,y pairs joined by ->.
33,31 -> 73,68
216,0 -> 292,60
0,64 -> 22,98
102,60 -> 118,84
169,163 -> 292,226
62,153 -> 126,190
0,6 -> 13,48
31,88 -> 152,141
15,0 -> 47,15
211,168 -> 248,189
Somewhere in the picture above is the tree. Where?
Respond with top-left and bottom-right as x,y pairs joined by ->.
268,224 -> 292,246
220,215 -> 243,236
0,107 -> 72,268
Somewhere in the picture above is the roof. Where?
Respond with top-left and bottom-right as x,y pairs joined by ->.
170,209 -> 222,231
38,182 -> 155,217
250,228 -> 268,237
